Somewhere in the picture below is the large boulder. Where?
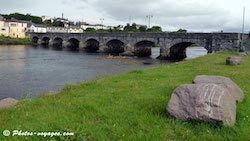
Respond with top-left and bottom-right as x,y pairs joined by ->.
167,84 -> 236,126
226,56 -> 242,66
192,75 -> 244,102
0,98 -> 19,109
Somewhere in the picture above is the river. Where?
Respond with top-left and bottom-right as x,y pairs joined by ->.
0,45 -> 207,99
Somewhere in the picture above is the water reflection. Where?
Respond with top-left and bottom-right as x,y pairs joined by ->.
0,45 -> 162,100
186,47 -> 208,60
0,45 -> 206,100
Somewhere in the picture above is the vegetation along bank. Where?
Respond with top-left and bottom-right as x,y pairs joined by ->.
0,36 -> 31,45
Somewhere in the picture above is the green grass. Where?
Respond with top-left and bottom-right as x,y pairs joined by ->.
0,52 -> 250,141
0,36 -> 31,45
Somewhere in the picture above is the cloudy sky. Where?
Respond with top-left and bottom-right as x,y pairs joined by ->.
0,0 -> 249,32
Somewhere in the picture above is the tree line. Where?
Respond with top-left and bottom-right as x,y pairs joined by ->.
2,13 -> 65,27
1,13 -> 187,33
85,23 -> 163,33
2,13 -> 43,24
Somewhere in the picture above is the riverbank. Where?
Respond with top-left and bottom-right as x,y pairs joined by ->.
0,52 -> 249,140
0,36 -> 31,45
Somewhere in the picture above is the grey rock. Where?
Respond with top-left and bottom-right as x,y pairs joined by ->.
226,56 -> 242,66
167,84 -> 236,126
193,75 -> 244,102
0,98 -> 19,109
239,52 -> 248,56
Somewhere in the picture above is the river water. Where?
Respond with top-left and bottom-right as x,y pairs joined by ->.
0,45 -> 207,99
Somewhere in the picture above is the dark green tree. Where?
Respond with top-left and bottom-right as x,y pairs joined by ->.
147,26 -> 162,32
43,20 -> 52,27
177,28 -> 187,33
139,26 -> 147,32
131,23 -> 137,29
124,23 -> 131,31
2,13 -> 42,24
123,23 -> 139,32
85,28 -> 96,32
97,29 -> 109,32
112,26 -> 121,32
52,21 -> 64,27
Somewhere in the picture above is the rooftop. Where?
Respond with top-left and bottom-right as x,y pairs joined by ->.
6,18 -> 31,24
0,15 -> 5,21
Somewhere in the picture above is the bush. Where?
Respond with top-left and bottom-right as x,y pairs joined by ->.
0,36 -> 31,45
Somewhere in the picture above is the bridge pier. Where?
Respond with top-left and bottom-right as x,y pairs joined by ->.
79,41 -> 85,49
49,40 -> 53,46
158,47 -> 170,59
121,44 -> 135,56
62,41 -> 69,48
99,43 -> 108,53
37,39 -> 42,45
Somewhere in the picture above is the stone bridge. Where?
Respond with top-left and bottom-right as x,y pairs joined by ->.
28,32 -> 246,60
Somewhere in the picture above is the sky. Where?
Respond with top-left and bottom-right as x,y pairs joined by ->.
0,0 -> 249,32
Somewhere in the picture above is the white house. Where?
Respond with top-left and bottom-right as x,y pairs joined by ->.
28,24 -> 47,33
41,16 -> 54,23
80,23 -> 112,30
80,24 -> 95,30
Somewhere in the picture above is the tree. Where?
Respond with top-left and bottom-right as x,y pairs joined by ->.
85,28 -> 96,32
2,13 -> 42,24
177,28 -> 187,33
147,26 -> 162,32
131,23 -> 137,29
97,29 -> 109,32
52,20 -> 64,27
139,26 -> 147,32
124,23 -> 131,31
110,26 -> 122,32
43,20 -> 52,27
123,23 -> 139,32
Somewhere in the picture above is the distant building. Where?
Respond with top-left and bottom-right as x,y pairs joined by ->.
0,15 -> 9,37
28,24 -> 47,33
68,26 -> 83,33
0,15 -> 4,21
80,23 -> 94,30
116,25 -> 124,30
41,16 -> 54,23
80,23 -> 111,30
46,26 -> 83,33
47,27 -> 68,33
55,18 -> 70,24
0,17 -> 28,38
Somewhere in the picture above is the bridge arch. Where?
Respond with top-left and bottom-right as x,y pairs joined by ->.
67,38 -> 80,50
41,37 -> 50,46
32,36 -> 39,44
106,39 -> 125,54
53,37 -> 63,47
169,41 -> 208,60
85,39 -> 100,52
134,40 -> 156,57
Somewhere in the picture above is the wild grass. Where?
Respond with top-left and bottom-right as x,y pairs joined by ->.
0,36 -> 31,45
0,52 -> 249,141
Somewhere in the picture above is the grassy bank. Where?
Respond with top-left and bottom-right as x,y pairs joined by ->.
0,36 -> 31,45
0,52 -> 250,141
